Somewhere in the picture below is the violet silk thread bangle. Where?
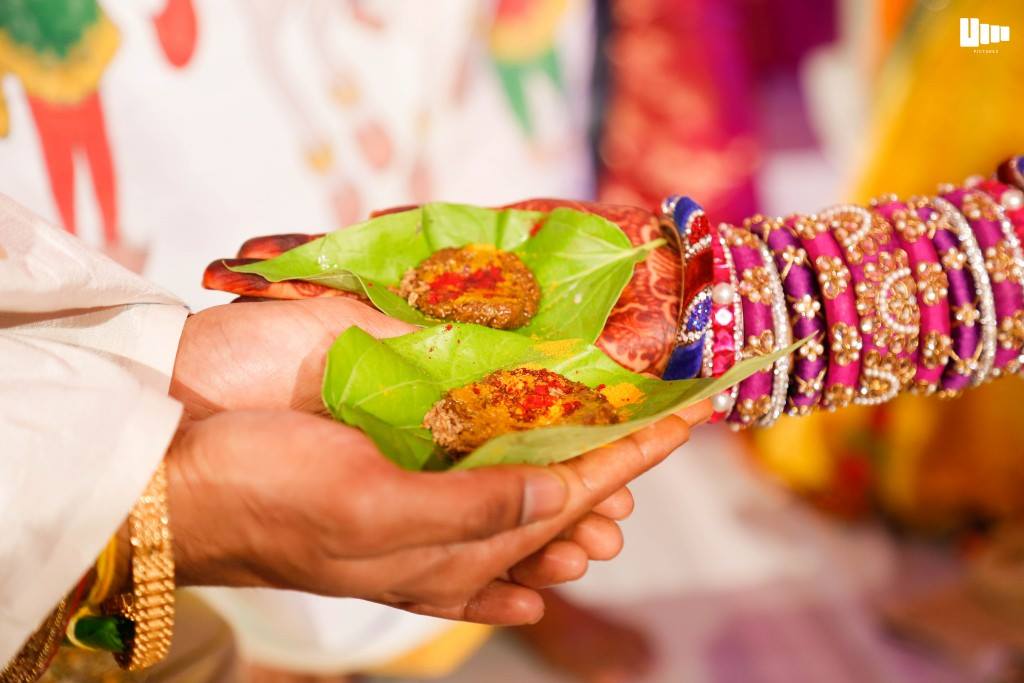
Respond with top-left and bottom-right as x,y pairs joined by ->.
942,187 -> 1024,376
748,215 -> 827,415
929,196 -> 996,390
975,179 -> 1024,372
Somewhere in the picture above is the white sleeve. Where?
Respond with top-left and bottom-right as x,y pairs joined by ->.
0,194 -> 189,665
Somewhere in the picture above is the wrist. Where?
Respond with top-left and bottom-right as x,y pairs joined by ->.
169,313 -> 218,422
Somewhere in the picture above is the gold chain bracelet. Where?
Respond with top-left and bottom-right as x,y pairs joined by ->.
105,461 -> 175,671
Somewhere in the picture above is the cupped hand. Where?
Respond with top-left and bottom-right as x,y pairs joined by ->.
171,297 -> 413,420
166,408 -> 693,625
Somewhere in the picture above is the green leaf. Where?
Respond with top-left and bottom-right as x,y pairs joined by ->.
71,616 -> 127,653
518,208 -> 663,342
231,203 -> 656,343
322,323 -> 801,471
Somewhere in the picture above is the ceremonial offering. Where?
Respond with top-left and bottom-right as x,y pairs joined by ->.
423,367 -> 620,456
397,245 -> 540,330
229,202 -> 662,343
321,323 -> 791,471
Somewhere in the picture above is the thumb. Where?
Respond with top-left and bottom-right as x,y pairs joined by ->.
376,466 -> 568,550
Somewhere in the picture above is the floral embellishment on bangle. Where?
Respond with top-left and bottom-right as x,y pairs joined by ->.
920,330 -> 954,370
779,244 -> 809,280
739,266 -> 774,304
948,346 -> 981,379
790,294 -> 822,320
915,262 -> 949,307
830,322 -> 863,366
816,255 -> 851,299
798,336 -> 826,362
856,249 -> 920,354
795,368 -> 826,396
733,395 -> 773,425
792,217 -> 826,240
941,246 -> 967,271
953,302 -> 981,327
998,310 -> 1024,350
743,329 -> 776,359
984,241 -> 1024,284
824,383 -> 856,409
859,350 -> 907,404
725,228 -> 764,250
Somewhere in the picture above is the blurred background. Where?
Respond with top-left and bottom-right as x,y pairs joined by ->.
4,0 -> 1023,681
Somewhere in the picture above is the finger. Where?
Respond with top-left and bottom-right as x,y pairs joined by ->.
372,465 -> 568,550
402,418 -> 689,590
591,487 -> 633,521
556,415 -> 690,505
675,398 -> 713,426
566,513 -> 623,561
301,297 -> 416,339
396,580 -> 546,625
508,540 -> 588,588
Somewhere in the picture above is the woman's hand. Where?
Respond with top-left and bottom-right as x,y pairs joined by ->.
170,297 -> 413,420
166,408 -> 693,625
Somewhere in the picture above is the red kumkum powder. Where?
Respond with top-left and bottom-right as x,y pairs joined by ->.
425,265 -> 504,305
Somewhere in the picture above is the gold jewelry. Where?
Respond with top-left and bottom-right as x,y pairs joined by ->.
106,461 -> 175,671
0,598 -> 71,682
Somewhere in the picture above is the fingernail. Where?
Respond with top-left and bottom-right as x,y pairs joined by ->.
521,472 -> 568,524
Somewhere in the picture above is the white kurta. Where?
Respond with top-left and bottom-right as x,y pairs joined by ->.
0,194 -> 188,667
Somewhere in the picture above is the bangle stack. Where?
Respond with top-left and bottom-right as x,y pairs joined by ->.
662,155 -> 1024,426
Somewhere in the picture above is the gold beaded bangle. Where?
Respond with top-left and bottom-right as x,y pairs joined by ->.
105,461 -> 175,671
0,598 -> 71,682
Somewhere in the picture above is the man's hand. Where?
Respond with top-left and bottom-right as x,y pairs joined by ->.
171,298 -> 414,420
166,409 -> 692,625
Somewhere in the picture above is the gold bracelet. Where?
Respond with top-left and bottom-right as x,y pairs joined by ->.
106,461 -> 175,671
0,599 -> 70,682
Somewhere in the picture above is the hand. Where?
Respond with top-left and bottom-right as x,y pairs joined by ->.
171,297 -> 413,420
166,408 -> 694,625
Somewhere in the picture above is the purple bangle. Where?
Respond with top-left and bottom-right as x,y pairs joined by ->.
722,224 -> 776,427
823,204 -> 920,406
748,216 -> 825,416
941,187 -> 1024,376
789,214 -> 861,409
929,196 -> 996,391
875,198 -> 952,394
996,155 -> 1024,193
974,179 -> 1024,373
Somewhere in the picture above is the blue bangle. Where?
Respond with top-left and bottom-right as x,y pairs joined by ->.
661,195 -> 713,380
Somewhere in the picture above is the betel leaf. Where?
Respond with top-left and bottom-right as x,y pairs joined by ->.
231,203 -> 661,343
321,323 -> 800,471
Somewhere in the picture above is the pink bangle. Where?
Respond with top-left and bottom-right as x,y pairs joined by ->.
707,223 -> 744,420
722,224 -> 778,427
789,214 -> 861,409
875,198 -> 952,394
823,204 -> 920,405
